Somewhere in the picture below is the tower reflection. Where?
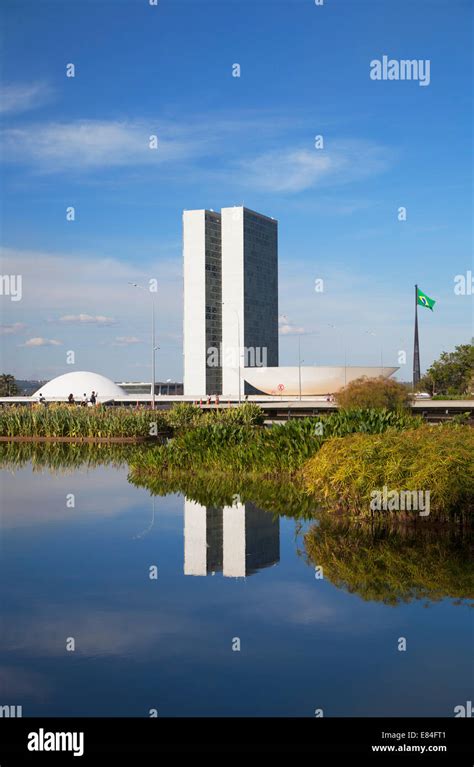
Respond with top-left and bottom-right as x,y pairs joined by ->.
184,500 -> 280,577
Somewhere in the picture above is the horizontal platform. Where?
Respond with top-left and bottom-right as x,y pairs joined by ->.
1,395 -> 473,417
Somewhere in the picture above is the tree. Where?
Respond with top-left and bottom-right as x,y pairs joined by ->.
336,376 -> 410,410
0,374 -> 19,396
418,344 -> 474,396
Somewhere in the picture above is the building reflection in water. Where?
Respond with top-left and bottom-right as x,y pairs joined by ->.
184,500 -> 280,577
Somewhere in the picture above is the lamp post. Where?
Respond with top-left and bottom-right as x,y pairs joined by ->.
129,282 -> 157,410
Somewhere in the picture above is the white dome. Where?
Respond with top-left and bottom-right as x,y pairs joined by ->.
33,371 -> 125,401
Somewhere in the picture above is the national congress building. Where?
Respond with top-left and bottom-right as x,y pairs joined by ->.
183,206 -> 278,397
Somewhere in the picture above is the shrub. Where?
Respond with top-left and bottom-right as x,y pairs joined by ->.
300,425 -> 474,516
336,376 -> 410,410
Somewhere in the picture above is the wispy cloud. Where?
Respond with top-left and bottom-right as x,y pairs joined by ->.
235,140 -> 391,193
1,113 -> 391,194
58,313 -> 115,325
1,119 -> 205,171
0,82 -> 53,115
22,337 -> 62,347
0,322 -> 27,335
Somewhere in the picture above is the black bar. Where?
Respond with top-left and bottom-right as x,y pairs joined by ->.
0,717 -> 472,761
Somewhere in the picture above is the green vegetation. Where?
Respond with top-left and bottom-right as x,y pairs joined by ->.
2,401 -> 472,520
418,343 -> 474,396
301,424 -> 474,516
0,374 -> 19,397
129,408 -> 421,478
0,404 -> 169,439
164,401 -> 265,431
0,401 -> 265,439
2,439 -> 471,606
304,515 -> 473,605
336,376 -> 410,410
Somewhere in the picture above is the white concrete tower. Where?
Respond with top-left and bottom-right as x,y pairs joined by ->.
183,209 -> 222,396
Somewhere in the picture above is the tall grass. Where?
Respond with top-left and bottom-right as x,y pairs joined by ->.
165,401 -> 265,431
0,401 -> 265,439
300,424 -> 474,516
0,404 -> 169,438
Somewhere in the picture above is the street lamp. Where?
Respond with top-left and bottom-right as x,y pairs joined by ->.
129,282 -> 157,410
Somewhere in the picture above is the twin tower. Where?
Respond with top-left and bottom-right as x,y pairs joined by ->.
183,207 -> 279,396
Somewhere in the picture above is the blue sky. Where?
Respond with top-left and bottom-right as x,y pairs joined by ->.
1,0 -> 472,381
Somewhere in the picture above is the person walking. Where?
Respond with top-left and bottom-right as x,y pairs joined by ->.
67,393 -> 75,405
90,391 -> 97,405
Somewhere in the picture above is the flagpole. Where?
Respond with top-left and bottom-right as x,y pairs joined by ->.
413,284 -> 421,388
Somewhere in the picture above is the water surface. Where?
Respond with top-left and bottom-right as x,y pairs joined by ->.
0,449 -> 472,717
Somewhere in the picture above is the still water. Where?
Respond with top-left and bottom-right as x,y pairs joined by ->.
0,450 -> 472,717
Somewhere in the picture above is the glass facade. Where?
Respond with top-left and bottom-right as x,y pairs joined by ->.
243,209 -> 279,369
205,211 -> 222,394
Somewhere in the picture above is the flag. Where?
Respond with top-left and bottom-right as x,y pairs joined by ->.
417,288 -> 436,311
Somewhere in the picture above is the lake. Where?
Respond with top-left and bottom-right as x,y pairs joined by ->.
0,447 -> 472,717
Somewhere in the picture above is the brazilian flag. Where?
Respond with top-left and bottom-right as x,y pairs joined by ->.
417,287 -> 436,311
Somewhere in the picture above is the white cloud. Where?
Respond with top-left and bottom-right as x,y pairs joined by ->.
113,335 -> 141,346
22,337 -> 62,347
0,322 -> 27,335
1,119 -> 205,171
0,81 -> 53,115
58,313 -> 115,325
0,112 -> 391,195
0,246 -> 183,379
236,140 -> 391,193
279,315 -> 305,335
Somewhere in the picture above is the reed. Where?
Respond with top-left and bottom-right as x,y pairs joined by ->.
0,404 -> 169,438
